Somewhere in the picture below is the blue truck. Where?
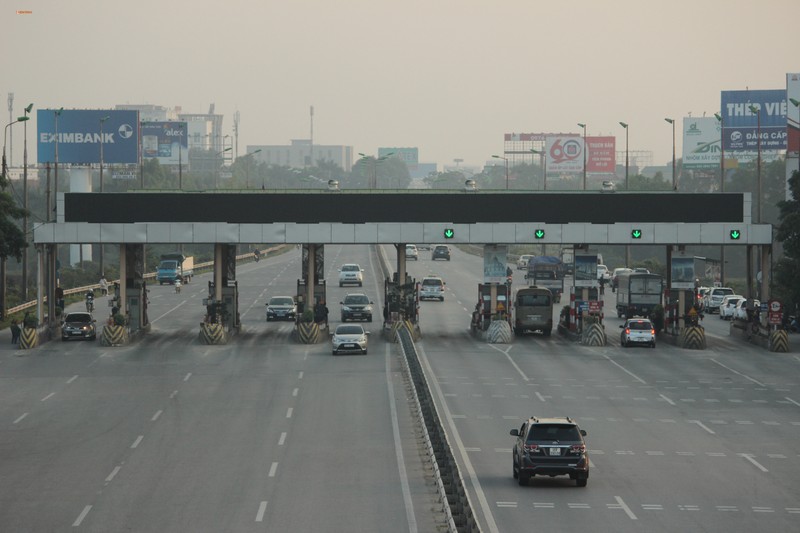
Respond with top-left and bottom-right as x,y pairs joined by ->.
157,253 -> 194,285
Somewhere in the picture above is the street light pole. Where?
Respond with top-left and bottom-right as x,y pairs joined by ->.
22,103 -> 32,301
99,115 -> 110,277
491,154 -> 509,189
245,148 -> 261,188
577,123 -> 587,189
178,122 -> 184,190
748,105 -> 762,224
619,122 -> 629,190
530,149 -> 546,190
2,115 -> 28,320
790,98 -> 800,180
664,118 -> 676,190
714,112 -> 726,285
54,108 -> 63,218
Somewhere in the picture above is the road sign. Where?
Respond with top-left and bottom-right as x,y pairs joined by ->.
730,229 -> 741,240
535,229 -> 545,239
768,299 -> 783,313
576,300 -> 588,312
588,300 -> 601,313
768,312 -> 782,325
631,229 -> 642,239
444,228 -> 454,239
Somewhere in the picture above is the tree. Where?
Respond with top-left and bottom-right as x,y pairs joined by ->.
773,169 -> 800,313
0,165 -> 30,310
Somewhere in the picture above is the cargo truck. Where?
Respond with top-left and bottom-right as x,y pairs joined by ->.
157,253 -> 194,285
525,256 -> 563,302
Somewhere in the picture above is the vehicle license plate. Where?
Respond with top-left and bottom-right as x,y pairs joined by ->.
352,313 -> 362,317
344,343 -> 356,349
550,447 -> 561,456
528,315 -> 541,321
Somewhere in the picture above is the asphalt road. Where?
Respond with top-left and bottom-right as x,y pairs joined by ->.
2,244 -> 797,532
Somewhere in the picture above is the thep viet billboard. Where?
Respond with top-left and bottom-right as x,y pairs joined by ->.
545,135 -> 584,173
682,117 -> 721,170
37,109 -> 140,164
586,136 -> 615,173
142,121 -> 188,165
720,90 -> 787,151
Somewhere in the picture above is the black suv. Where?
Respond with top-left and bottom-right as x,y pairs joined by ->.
510,417 -> 589,486
432,245 -> 451,261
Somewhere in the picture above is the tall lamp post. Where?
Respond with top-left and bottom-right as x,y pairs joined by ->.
715,112 -> 726,285
2,115 -> 29,320
577,123 -> 587,189
357,152 -> 394,189
530,149 -> 546,190
619,122 -> 629,190
98,115 -> 110,278
790,98 -> 800,178
54,108 -> 63,218
664,118 -> 676,190
178,121 -> 184,190
216,147 -> 232,189
22,103 -> 33,301
491,154 -> 509,189
244,148 -> 262,188
748,105 -> 762,224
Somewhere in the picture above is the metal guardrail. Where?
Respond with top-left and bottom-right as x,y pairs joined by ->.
5,245 -> 286,318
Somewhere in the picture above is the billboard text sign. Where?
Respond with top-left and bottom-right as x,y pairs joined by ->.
682,117 -> 721,170
546,135 -> 584,173
483,245 -> 508,283
37,109 -> 140,164
586,136 -> 615,173
142,121 -> 188,165
720,89 -> 787,151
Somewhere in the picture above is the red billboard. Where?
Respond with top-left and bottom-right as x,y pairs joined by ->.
586,136 -> 616,173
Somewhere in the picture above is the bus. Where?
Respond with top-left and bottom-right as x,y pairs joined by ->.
615,272 -> 664,318
513,286 -> 554,337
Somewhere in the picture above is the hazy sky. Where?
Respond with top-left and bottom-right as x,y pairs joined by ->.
3,0 -> 799,169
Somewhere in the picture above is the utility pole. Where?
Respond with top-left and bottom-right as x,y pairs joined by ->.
6,93 -> 12,166
309,105 -> 314,168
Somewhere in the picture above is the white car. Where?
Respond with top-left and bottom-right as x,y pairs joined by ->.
331,324 -> 369,355
597,264 -> 611,281
338,264 -> 364,287
719,295 -> 744,320
705,287 -> 735,313
601,180 -> 617,192
405,244 -> 419,261
517,254 -> 535,270
735,298 -> 759,321
419,276 -> 445,301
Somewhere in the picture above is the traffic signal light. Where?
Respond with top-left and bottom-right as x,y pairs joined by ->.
443,228 -> 454,239
730,229 -> 741,240
631,229 -> 642,239
534,229 -> 545,239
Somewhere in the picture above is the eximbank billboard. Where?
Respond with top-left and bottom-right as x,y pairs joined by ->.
37,109 -> 139,164
720,90 -> 787,151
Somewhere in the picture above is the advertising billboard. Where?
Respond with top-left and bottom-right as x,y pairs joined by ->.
545,135 -> 584,173
720,89 -> 787,151
37,109 -> 140,164
586,136 -> 615,173
670,257 -> 695,290
142,122 -> 188,165
574,254 -> 598,288
682,117 -> 721,170
483,245 -> 508,283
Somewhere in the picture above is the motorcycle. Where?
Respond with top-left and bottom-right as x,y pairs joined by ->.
253,251 -> 260,263
175,279 -> 182,293
85,294 -> 95,313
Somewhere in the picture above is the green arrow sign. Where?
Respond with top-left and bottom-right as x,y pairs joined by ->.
534,229 -> 545,239
730,229 -> 741,240
444,228 -> 454,239
631,229 -> 642,239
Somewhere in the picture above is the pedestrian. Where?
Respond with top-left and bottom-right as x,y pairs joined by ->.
55,284 -> 65,310
10,319 -> 21,344
99,275 -> 108,296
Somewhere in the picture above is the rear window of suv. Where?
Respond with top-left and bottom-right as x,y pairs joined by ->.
528,425 -> 581,442
712,288 -> 734,297
422,278 -> 443,287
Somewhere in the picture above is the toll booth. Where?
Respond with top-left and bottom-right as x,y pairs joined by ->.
570,286 -> 602,333
472,283 -> 509,332
384,272 -> 417,326
205,279 -> 240,332
296,278 -> 327,323
122,244 -> 149,333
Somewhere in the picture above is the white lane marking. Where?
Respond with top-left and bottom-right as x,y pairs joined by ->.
659,394 -> 676,406
72,505 -> 92,527
739,453 -> 769,472
416,344 -> 500,533
183,372 -> 192,382
105,466 -> 121,482
711,359 -> 765,387
131,435 -> 144,449
151,410 -> 163,422
286,408 -> 293,418
150,300 -> 187,324
278,432 -> 287,446
67,375 -> 78,384
602,355 -> 646,384
268,462 -> 278,477
615,496 -> 638,520
386,344 -> 418,532
535,392 -> 546,402
41,392 -> 55,402
298,371 -> 304,379
489,345 -> 529,382
255,501 -> 268,522
689,420 -> 715,434
785,397 -> 800,408
292,388 -> 299,397
496,501 -> 517,508
170,390 -> 179,399
13,413 -> 28,424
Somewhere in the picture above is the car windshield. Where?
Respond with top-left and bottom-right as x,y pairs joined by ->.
422,279 -> 442,287
344,295 -> 369,304
518,293 -> 551,306
528,425 -> 581,442
342,265 -> 359,272
336,326 -> 364,335
66,314 -> 92,323
714,288 -> 734,296
628,321 -> 653,330
270,297 -> 294,306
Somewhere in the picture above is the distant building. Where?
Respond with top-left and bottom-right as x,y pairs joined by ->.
247,139 -> 353,171
378,147 -> 437,179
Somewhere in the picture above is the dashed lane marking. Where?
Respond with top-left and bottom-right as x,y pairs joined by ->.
255,501 -> 268,522
72,505 -> 92,527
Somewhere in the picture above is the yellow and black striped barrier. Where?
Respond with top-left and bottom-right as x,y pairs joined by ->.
680,326 -> 707,350
101,325 -> 129,346
581,323 -> 606,346
296,322 -> 319,344
769,330 -> 789,353
19,328 -> 38,350
200,322 -> 227,345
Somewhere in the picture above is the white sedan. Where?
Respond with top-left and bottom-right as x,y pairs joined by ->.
719,295 -> 744,320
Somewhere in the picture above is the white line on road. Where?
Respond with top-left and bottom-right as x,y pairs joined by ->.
131,435 -> 143,449
489,345 -> 529,381
41,392 -> 55,402
711,359 -> 765,387
255,501 -> 268,522
689,420 -> 716,434
298,371 -> 304,379
292,388 -> 299,397
67,375 -> 78,384
72,505 -> 92,527
13,413 -> 28,424
183,372 -> 192,382
739,453 -> 769,472
602,355 -> 647,384
659,394 -> 676,406
150,300 -> 187,324
286,407 -> 293,418
278,432 -> 287,446
151,410 -> 163,422
105,466 -> 121,482
615,496 -> 638,520
535,392 -> 546,402
170,390 -> 178,399
268,462 -> 278,477
785,397 -> 800,408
